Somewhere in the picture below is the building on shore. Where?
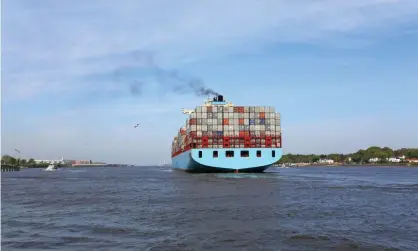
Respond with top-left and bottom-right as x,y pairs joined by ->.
34,157 -> 67,165
318,159 -> 334,164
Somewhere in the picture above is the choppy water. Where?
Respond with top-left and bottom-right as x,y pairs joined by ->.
2,166 -> 418,251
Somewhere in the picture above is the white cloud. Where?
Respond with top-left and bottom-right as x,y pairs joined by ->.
2,0 -> 418,100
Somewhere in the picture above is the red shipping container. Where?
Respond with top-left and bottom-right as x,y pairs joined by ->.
223,119 -> 229,125
259,112 -> 265,118
240,107 -> 245,113
190,118 -> 197,125
239,118 -> 244,125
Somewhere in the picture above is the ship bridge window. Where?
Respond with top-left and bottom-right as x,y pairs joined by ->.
226,151 -> 234,158
213,151 -> 218,158
257,150 -> 262,158
199,151 -> 202,158
272,150 -> 276,158
241,150 -> 249,157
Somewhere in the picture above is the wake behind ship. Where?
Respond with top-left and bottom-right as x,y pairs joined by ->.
171,95 -> 282,173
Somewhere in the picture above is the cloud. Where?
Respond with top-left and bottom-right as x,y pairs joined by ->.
2,0 -> 418,100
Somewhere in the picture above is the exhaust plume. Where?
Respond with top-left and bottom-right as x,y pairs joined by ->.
116,50 -> 221,97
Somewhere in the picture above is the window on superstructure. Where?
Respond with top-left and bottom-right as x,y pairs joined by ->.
241,150 -> 249,157
213,151 -> 218,158
199,151 -> 202,158
226,151 -> 234,158
257,150 -> 262,157
272,150 -> 276,158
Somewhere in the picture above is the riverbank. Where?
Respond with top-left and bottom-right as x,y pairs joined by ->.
280,163 -> 418,168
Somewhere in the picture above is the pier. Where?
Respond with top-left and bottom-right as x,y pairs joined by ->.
1,165 -> 21,172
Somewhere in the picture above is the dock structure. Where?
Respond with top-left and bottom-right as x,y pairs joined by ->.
1,165 -> 21,172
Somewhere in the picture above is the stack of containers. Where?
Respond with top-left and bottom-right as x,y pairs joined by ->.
172,105 -> 282,156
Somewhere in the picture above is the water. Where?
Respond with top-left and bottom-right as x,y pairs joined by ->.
2,166 -> 418,250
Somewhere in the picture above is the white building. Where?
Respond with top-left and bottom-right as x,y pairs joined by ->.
319,159 -> 334,164
34,157 -> 65,164
369,158 -> 380,163
387,158 -> 401,163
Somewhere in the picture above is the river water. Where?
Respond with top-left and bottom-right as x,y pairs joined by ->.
2,166 -> 418,251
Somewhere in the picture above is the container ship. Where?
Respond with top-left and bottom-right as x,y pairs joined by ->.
171,95 -> 282,173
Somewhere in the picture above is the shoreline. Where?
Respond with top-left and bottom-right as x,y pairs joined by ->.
277,163 -> 418,168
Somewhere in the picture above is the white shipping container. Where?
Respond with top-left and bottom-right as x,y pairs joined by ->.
244,107 -> 250,113
234,113 -> 239,119
260,107 -> 265,112
202,106 -> 207,113
213,106 -> 217,113
207,119 -> 212,124
202,125 -> 207,131
197,125 -> 202,131
192,125 -> 197,131
191,113 -> 197,118
197,106 -> 202,112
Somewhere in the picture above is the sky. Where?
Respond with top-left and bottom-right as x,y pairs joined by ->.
2,0 -> 418,165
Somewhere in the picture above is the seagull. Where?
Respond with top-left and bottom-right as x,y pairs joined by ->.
134,123 -> 140,128
14,149 -> 20,153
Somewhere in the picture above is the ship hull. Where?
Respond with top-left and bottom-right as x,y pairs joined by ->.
172,148 -> 282,173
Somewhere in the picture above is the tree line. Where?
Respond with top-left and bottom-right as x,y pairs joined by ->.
277,147 -> 418,164
1,155 -> 63,168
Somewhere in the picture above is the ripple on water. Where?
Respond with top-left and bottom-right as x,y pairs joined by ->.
1,166 -> 418,250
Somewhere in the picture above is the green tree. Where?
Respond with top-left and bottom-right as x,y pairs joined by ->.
1,155 -> 17,165
19,159 -> 27,166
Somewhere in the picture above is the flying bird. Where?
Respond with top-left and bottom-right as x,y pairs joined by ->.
14,149 -> 20,153
134,123 -> 140,128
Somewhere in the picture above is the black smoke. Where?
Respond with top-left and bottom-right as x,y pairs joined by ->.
115,50 -> 221,98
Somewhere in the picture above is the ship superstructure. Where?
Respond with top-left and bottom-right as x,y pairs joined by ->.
171,95 -> 282,173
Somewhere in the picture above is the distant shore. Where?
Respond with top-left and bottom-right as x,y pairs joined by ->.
277,163 -> 418,168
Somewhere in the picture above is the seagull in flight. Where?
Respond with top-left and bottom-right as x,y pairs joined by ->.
134,123 -> 140,128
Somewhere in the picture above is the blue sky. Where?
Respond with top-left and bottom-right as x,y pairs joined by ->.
2,0 -> 418,165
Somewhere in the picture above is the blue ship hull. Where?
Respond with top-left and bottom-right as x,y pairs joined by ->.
172,148 -> 282,173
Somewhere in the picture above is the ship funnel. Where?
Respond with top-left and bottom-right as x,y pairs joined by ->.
213,95 -> 224,102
